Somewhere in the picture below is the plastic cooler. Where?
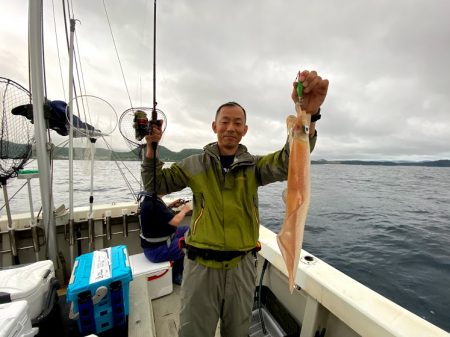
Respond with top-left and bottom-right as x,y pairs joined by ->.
129,253 -> 172,299
67,245 -> 133,335
0,260 -> 58,324
0,300 -> 39,337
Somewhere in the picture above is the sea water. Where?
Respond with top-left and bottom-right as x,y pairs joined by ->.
1,160 -> 449,332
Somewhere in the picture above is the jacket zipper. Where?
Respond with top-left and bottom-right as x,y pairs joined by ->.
192,196 -> 205,235
192,208 -> 204,235
252,204 -> 259,226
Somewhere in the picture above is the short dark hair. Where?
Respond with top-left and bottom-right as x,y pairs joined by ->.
215,101 -> 246,121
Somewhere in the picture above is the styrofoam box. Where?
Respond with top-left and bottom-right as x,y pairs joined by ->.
0,301 -> 39,337
0,260 -> 55,321
129,253 -> 173,299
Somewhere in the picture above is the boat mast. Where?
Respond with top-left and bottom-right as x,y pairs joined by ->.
28,0 -> 59,267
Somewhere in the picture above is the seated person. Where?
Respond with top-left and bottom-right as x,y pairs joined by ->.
139,195 -> 191,285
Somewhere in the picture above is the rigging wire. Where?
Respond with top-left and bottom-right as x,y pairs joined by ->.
61,0 -> 82,121
136,0 -> 150,105
0,137 -> 70,214
74,31 -> 91,125
51,0 -> 67,101
101,136 -> 141,201
62,0 -> 91,123
68,0 -> 75,18
67,20 -> 89,125
0,182 -> 29,213
41,5 -> 48,101
37,1 -> 146,205
60,1 -> 139,201
102,0 -> 134,109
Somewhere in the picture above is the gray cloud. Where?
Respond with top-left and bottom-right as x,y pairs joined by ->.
1,0 -> 449,160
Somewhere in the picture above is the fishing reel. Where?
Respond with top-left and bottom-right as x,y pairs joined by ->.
133,110 -> 163,141
167,198 -> 190,209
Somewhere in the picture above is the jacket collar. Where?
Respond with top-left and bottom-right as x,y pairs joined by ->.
203,142 -> 253,164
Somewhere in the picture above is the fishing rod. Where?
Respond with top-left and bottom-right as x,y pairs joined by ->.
129,0 -> 166,193
150,0 -> 159,201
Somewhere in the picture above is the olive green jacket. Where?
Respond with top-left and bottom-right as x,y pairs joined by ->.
141,137 -> 316,269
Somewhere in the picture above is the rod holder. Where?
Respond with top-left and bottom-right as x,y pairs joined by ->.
31,225 -> 40,253
69,219 -> 75,246
105,210 -> 112,241
122,209 -> 128,238
8,226 -> 18,260
31,225 -> 40,262
88,218 -> 95,251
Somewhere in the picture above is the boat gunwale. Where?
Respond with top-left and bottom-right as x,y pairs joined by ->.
259,226 -> 450,337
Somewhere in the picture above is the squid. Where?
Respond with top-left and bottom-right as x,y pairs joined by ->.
277,101 -> 311,293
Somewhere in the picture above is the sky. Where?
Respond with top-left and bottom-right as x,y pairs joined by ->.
1,0 -> 449,161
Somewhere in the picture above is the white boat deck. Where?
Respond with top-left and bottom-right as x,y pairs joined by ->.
128,276 -> 155,337
129,277 -> 221,337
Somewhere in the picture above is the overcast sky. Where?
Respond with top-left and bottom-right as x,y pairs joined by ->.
1,0 -> 449,161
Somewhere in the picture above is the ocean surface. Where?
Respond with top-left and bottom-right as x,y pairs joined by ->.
1,159 -> 449,332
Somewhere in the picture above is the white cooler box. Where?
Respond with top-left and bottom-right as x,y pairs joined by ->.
0,261 -> 59,324
0,300 -> 39,337
129,253 -> 172,299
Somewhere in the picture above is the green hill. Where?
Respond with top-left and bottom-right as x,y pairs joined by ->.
50,145 -> 203,161
158,147 -> 203,161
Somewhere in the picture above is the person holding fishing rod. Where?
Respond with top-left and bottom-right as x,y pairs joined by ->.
142,69 -> 329,337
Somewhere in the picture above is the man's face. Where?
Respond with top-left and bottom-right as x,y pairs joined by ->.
212,105 -> 248,152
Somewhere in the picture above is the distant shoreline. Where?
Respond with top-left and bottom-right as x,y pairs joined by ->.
1,140 -> 443,166
310,159 -> 450,167
46,145 -> 450,167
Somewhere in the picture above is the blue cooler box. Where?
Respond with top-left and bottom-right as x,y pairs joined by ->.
67,245 -> 133,335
